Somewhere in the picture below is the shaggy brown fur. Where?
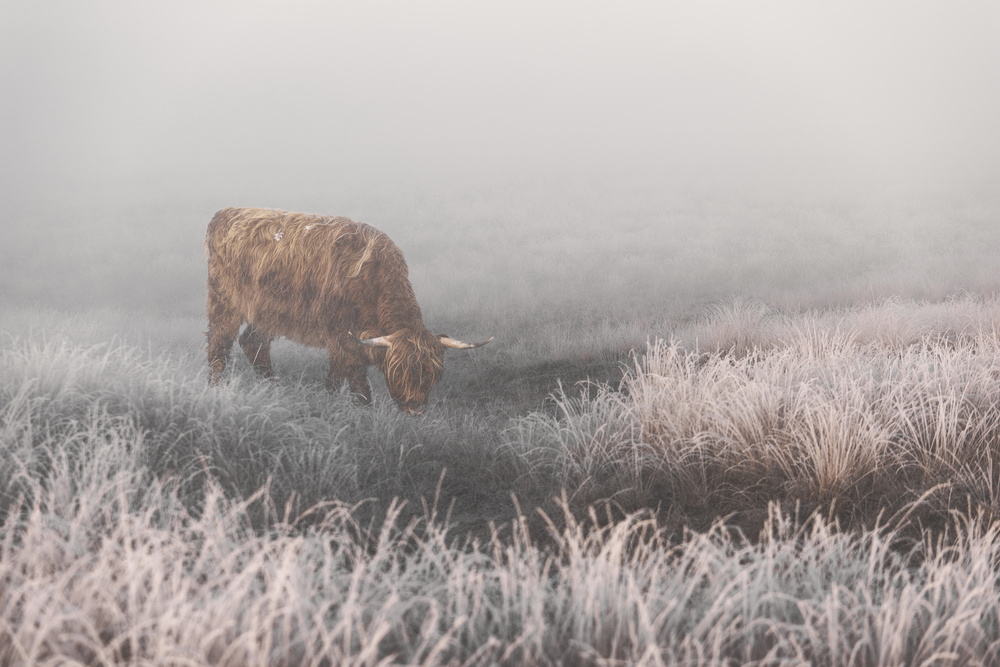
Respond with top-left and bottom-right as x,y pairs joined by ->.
205,207 -> 483,412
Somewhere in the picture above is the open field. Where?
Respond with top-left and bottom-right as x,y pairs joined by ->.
3,188 -> 1000,663
5,0 -> 1000,661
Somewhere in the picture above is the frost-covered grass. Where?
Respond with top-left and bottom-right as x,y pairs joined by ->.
5,296 -> 1000,662
0,323 -> 513,534
513,295 -> 1000,532
4,422 -> 1000,665
5,401 -> 1000,665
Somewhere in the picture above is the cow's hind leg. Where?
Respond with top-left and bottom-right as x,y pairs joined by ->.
327,345 -> 372,405
206,295 -> 241,384
239,323 -> 275,378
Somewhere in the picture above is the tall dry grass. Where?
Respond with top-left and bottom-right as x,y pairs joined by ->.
5,296 -> 1000,663
514,296 -> 1000,532
4,429 -> 1000,664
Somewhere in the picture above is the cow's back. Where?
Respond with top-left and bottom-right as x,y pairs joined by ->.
206,207 -> 401,345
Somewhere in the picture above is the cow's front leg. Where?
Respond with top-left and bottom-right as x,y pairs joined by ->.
327,347 -> 372,405
239,323 -> 275,378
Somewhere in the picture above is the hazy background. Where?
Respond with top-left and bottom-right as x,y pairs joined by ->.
1,1 -> 999,321
3,0 -> 999,201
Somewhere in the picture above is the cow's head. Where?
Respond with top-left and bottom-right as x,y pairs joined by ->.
351,329 -> 492,414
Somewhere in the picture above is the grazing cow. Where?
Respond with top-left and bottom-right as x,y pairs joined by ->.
205,207 -> 491,414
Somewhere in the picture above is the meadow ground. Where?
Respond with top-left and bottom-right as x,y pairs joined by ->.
2,183 -> 1000,664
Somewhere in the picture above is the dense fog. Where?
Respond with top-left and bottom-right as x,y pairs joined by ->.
2,2 -> 999,319
3,1 -> 999,204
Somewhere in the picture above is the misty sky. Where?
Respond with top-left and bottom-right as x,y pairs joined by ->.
2,1 -> 999,202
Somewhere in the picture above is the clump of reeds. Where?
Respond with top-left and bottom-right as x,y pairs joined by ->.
516,296 -> 1000,533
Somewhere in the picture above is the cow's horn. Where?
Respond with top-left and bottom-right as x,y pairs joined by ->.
349,332 -> 391,347
438,335 -> 493,349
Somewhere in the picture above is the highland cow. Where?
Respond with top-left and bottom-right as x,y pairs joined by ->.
205,207 -> 491,414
